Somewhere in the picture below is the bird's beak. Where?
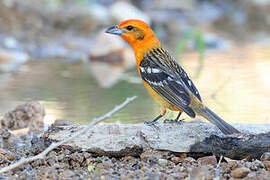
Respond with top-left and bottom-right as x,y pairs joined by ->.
105,25 -> 124,35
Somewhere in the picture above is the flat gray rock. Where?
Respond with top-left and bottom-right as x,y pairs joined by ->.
46,121 -> 270,158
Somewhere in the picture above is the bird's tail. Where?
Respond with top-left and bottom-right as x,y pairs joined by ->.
194,105 -> 240,135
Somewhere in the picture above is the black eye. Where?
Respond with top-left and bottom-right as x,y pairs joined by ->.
126,25 -> 134,31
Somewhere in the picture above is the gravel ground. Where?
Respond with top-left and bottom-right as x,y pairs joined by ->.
0,102 -> 269,179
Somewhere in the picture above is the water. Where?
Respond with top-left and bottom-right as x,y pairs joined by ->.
0,45 -> 270,125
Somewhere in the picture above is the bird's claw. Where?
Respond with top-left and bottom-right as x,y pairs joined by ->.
144,120 -> 160,130
144,120 -> 157,126
164,119 -> 184,124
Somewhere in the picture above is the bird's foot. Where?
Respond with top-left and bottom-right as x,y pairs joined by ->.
164,119 -> 184,124
144,120 -> 158,126
144,120 -> 160,130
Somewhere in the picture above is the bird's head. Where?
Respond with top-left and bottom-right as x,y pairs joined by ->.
106,19 -> 160,52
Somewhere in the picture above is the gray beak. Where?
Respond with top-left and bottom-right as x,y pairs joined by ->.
105,25 -> 124,35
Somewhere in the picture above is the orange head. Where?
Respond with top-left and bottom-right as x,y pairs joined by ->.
106,19 -> 160,55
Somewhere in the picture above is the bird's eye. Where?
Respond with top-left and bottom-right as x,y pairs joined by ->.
126,25 -> 134,31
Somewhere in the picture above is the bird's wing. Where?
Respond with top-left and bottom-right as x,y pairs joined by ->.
154,48 -> 202,101
139,48 -> 202,118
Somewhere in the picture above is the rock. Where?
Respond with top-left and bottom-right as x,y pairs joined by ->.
190,166 -> 211,180
197,155 -> 217,166
0,128 -> 11,139
171,157 -> 182,164
227,160 -> 239,171
0,148 -> 15,162
158,159 -> 168,166
46,122 -> 270,158
62,169 -> 75,178
0,49 -> 29,73
87,31 -> 135,88
261,152 -> 270,161
46,124 -> 144,157
110,1 -> 150,24
263,161 -> 270,170
231,167 -> 251,178
252,160 -> 265,169
1,101 -> 45,131
171,173 -> 188,179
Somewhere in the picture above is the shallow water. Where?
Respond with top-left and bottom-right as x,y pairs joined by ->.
0,45 -> 270,125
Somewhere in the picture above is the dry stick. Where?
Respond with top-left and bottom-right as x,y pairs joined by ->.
217,155 -> 223,168
0,96 -> 137,174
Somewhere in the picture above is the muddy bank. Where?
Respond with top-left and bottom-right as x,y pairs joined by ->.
0,102 -> 270,179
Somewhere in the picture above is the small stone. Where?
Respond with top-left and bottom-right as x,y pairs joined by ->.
231,167 -> 251,178
227,160 -> 238,170
184,157 -> 196,163
263,161 -> 270,171
171,157 -> 182,164
198,155 -> 217,166
158,159 -> 168,166
0,148 -> 15,161
190,166 -> 210,180
245,162 -> 253,169
171,173 -> 188,179
62,169 -> 75,178
140,152 -> 151,160
253,160 -> 265,168
261,152 -> 270,162
0,129 -> 11,139
247,172 -> 257,178
132,164 -> 140,169
1,101 -> 45,130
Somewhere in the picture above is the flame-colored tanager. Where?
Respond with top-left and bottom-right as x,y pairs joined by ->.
106,19 -> 240,135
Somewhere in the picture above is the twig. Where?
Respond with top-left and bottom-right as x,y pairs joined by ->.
0,96 -> 137,174
217,155 -> 223,168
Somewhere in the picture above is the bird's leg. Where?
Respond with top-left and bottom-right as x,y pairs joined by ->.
164,112 -> 184,123
144,108 -> 166,125
175,112 -> 183,122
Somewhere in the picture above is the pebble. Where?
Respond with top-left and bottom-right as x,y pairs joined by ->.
1,101 -> 45,130
231,167 -> 251,178
158,159 -> 168,166
253,159 -> 265,168
263,161 -> 270,171
0,128 -> 11,139
171,157 -> 182,164
227,160 -> 238,170
261,152 -> 270,161
184,157 -> 196,163
0,148 -> 15,162
62,169 -> 75,178
197,155 -> 217,166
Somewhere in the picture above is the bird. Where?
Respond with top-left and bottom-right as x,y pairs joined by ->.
106,19 -> 240,135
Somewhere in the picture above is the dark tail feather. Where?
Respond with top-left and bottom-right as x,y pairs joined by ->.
196,106 -> 240,135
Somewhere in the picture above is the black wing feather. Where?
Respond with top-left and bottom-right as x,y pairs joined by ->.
140,48 -> 202,118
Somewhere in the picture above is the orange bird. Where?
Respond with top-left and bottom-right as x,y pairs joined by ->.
106,19 -> 240,135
